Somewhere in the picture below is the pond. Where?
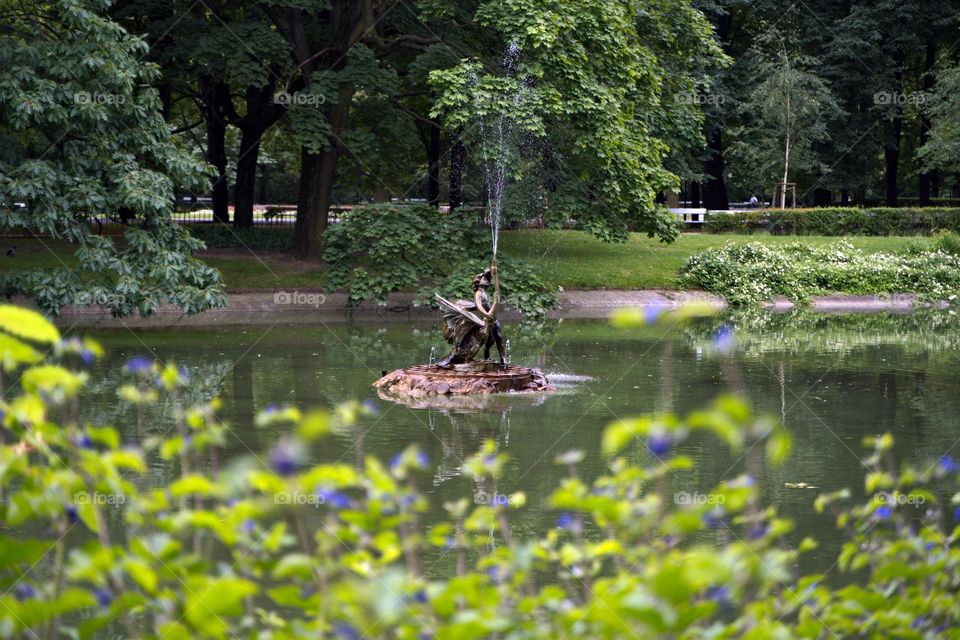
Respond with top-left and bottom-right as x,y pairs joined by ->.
76,310 -> 960,580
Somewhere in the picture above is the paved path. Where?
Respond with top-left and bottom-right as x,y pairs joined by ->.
49,290 -> 929,328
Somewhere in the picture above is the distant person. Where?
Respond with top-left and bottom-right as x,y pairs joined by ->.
749,195 -> 759,208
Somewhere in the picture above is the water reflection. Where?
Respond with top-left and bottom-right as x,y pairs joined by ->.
76,310 -> 960,577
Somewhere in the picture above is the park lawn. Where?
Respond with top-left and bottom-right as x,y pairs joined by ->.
2,231 -> 924,291
498,230 -> 922,289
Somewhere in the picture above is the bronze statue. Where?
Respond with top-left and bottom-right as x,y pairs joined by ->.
435,264 -> 505,367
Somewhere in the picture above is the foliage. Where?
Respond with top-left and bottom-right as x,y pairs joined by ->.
185,224 -> 295,252
0,0 -> 226,317
429,0 -> 725,242
726,28 -> 842,198
2,303 -> 960,637
323,204 -> 556,316
705,207 -> 960,236
679,240 -> 960,305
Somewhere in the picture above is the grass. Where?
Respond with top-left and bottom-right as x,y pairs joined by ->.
0,231 -> 925,292
499,231 -> 922,289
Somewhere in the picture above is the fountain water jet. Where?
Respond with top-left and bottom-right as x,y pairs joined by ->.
374,43 -> 552,401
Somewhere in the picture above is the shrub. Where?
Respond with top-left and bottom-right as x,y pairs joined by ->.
679,240 -> 960,305
185,223 -> 294,252
415,254 -> 559,319
705,207 -> 960,236
2,304 -> 960,638
324,204 -> 557,316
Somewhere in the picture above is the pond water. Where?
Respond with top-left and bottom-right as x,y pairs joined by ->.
76,310 -> 960,580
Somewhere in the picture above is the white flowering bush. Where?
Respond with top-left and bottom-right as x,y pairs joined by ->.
680,241 -> 960,305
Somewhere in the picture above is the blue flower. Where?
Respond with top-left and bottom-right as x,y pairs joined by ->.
703,508 -> 727,529
79,349 -> 95,365
65,504 -> 79,525
390,452 -> 403,471
362,399 -> 379,414
556,512 -> 573,530
93,587 -> 112,608
73,433 -> 93,450
713,325 -> 735,354
269,439 -> 302,477
243,519 -> 255,535
14,584 -> 35,601
647,434 -> 671,458
263,403 -> 279,415
486,566 -> 504,584
444,536 -> 455,549
938,455 -> 957,473
415,451 -> 430,468
875,505 -> 892,520
316,487 -> 350,510
178,366 -> 190,382
299,584 -> 315,599
333,623 -> 360,640
123,356 -> 153,374
644,304 -> 666,325
954,506 -> 960,521
705,585 -> 730,602
747,523 -> 767,540
412,590 -> 428,604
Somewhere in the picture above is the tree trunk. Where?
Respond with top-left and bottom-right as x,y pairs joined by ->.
449,127 -> 465,210
690,181 -> 701,208
233,84 -> 283,228
885,54 -> 904,207
702,125 -> 729,210
234,126 -> 264,228
293,86 -> 354,259
428,119 -> 441,208
200,77 -> 230,223
918,39 -> 937,206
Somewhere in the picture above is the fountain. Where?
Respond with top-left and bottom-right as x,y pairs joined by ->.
374,44 -> 552,400
373,264 -> 553,398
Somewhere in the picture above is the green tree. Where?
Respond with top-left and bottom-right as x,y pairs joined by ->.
0,0 -> 225,316
431,0 -> 724,242
727,29 -> 841,207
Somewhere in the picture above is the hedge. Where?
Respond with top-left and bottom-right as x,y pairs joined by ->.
705,207 -> 960,235
185,223 -> 294,251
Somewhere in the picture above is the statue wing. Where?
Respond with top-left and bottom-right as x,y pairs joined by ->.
434,294 -> 484,327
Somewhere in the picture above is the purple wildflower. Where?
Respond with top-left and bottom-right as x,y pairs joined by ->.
14,584 -> 35,601
93,587 -> 112,608
316,487 -> 350,510
647,434 -> 671,458
123,356 -> 152,374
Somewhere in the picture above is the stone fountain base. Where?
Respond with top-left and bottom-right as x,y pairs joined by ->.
373,361 -> 553,397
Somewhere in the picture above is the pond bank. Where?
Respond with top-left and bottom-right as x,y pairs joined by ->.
50,290 -> 929,328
